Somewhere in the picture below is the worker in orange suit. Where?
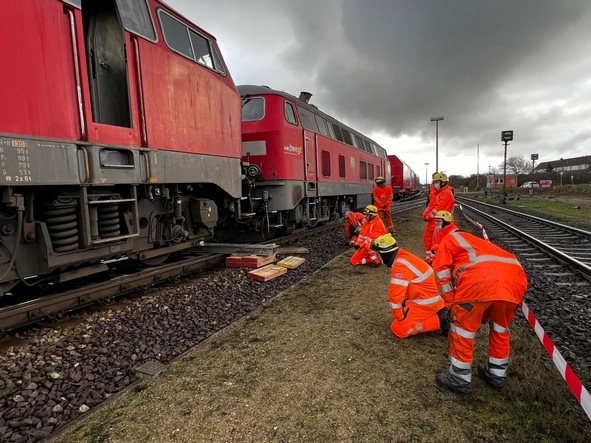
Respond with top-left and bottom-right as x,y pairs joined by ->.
372,234 -> 450,338
343,210 -> 366,246
431,220 -> 528,395
372,177 -> 396,233
350,205 -> 387,266
422,172 -> 455,263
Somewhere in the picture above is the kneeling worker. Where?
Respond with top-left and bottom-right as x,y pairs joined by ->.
372,234 -> 450,338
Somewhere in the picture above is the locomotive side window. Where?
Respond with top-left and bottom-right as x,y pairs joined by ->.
363,139 -> 372,153
368,163 -> 375,180
339,155 -> 346,178
321,150 -> 331,177
332,124 -> 344,142
341,129 -> 354,146
159,10 -> 226,74
315,115 -> 330,136
284,102 -> 297,125
242,97 -> 264,121
354,135 -> 365,151
360,161 -> 368,179
159,12 -> 193,58
115,0 -> 157,42
297,106 -> 319,132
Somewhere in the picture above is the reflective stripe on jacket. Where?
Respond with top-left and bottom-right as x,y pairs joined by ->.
389,249 -> 444,319
355,216 -> 387,249
432,230 -> 528,306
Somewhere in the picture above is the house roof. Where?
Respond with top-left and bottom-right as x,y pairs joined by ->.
534,155 -> 591,172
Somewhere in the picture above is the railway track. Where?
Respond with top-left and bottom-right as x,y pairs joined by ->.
0,222 -> 338,333
0,200 -> 426,333
456,197 -> 591,395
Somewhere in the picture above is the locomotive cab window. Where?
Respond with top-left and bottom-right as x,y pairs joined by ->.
285,102 -> 297,125
159,10 -> 226,74
368,164 -> 375,180
242,97 -> 264,121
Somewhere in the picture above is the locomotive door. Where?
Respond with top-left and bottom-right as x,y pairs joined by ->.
83,0 -> 131,127
304,129 -> 318,183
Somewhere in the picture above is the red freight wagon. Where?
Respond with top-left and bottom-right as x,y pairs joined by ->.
239,85 -> 391,235
388,155 -> 420,199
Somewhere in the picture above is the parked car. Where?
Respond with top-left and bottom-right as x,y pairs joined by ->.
521,181 -> 540,188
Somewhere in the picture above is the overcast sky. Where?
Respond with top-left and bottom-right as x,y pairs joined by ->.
167,0 -> 591,181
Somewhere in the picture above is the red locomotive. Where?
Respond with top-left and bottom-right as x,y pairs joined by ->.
239,85 -> 391,237
388,155 -> 421,199
0,0 -> 246,296
0,0 -> 394,297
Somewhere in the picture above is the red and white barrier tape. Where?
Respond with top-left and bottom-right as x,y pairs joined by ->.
458,203 -> 591,421
520,301 -> 591,421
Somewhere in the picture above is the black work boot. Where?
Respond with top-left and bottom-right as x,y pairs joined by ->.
435,373 -> 471,395
477,364 -> 504,389
437,309 -> 451,334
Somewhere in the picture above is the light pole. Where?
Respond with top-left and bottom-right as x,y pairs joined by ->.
430,116 -> 444,172
501,130 -> 514,204
424,162 -> 429,185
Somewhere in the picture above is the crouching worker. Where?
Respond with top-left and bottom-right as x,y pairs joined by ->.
372,234 -> 450,338
350,205 -> 387,266
343,210 -> 366,246
432,224 -> 528,395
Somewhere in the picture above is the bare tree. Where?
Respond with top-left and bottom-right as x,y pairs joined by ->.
499,156 -> 533,175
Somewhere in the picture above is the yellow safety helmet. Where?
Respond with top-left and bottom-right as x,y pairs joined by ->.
432,172 -> 448,182
372,233 -> 399,253
434,210 -> 453,222
375,176 -> 386,185
363,204 -> 378,216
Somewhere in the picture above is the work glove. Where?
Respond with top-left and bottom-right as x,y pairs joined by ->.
353,243 -> 360,250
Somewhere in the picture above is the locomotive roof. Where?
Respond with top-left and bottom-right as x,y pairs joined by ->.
237,85 -> 385,154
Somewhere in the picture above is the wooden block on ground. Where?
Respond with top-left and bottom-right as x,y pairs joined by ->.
247,264 -> 287,282
225,255 -> 246,268
276,256 -> 306,269
240,254 -> 276,268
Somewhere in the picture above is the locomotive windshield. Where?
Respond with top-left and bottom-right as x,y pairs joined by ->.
241,97 -> 264,121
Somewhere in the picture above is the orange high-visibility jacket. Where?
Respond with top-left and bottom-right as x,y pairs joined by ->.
373,185 -> 394,211
344,211 -> 366,244
355,216 -> 387,251
432,230 -> 528,306
388,249 -> 444,321
422,185 -> 455,222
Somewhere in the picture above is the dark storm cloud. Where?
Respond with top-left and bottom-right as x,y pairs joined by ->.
169,0 -> 591,175
282,0 -> 587,137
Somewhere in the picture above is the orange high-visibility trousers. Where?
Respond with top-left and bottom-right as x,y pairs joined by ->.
448,300 -> 519,379
390,305 -> 441,338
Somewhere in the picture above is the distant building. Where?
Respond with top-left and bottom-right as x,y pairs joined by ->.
486,174 -> 518,189
534,155 -> 591,174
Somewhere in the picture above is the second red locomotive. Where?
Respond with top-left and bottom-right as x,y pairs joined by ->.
239,85 -> 391,237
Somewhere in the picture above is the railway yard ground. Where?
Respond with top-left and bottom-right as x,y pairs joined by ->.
47,193 -> 591,443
